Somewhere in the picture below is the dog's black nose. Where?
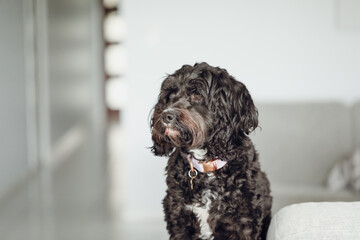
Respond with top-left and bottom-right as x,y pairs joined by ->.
162,111 -> 176,124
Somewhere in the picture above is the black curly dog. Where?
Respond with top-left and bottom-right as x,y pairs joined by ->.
151,62 -> 272,240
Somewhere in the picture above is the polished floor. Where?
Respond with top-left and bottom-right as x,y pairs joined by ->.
0,122 -> 168,240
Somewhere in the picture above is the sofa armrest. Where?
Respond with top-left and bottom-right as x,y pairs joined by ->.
267,202 -> 360,240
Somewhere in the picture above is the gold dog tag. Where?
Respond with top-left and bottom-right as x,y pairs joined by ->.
188,169 -> 198,190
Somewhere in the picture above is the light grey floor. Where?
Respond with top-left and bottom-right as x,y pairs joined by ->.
0,122 -> 168,240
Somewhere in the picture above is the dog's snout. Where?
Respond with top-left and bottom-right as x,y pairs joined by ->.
162,111 -> 176,124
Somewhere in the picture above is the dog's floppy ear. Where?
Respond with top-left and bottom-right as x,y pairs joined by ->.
209,70 -> 258,136
230,79 -> 258,135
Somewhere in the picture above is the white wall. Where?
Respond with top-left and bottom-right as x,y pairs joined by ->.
36,0 -> 104,165
47,0 -> 104,149
122,0 -> 360,219
0,0 -> 104,199
0,0 -> 29,198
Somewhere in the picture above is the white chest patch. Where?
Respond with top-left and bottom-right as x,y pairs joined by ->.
186,189 -> 218,240
189,148 -> 208,160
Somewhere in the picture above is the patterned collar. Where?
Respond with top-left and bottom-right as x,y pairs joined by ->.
187,154 -> 227,173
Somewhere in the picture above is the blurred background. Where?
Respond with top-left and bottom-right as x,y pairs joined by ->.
1,0 -> 360,239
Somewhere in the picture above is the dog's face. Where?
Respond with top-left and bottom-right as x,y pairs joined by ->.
151,62 -> 258,157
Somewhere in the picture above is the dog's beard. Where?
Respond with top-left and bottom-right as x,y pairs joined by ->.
152,108 -> 208,149
164,127 -> 180,138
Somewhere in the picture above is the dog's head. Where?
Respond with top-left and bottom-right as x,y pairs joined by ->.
150,62 -> 258,158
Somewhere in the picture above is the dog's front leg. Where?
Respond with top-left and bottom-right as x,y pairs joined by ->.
163,193 -> 202,240
209,212 -> 259,240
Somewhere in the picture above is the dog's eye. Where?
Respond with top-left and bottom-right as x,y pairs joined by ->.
186,86 -> 197,94
190,93 -> 202,102
166,91 -> 176,102
169,92 -> 175,99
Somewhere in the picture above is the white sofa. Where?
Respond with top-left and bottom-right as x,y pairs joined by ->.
267,202 -> 360,240
251,102 -> 360,213
251,102 -> 360,239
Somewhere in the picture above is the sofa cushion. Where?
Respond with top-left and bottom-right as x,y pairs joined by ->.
267,202 -> 360,240
270,184 -> 360,213
354,101 -> 360,148
251,103 -> 353,186
326,149 -> 360,192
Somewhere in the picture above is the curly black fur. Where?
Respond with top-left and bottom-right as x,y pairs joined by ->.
151,62 -> 272,240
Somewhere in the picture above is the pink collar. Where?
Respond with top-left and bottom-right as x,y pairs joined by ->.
187,154 -> 227,173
